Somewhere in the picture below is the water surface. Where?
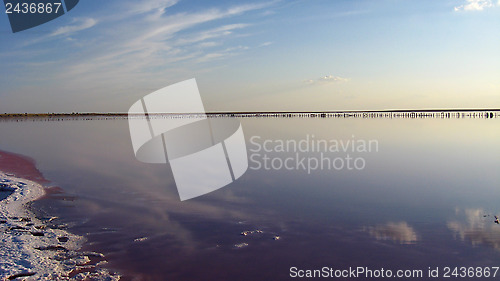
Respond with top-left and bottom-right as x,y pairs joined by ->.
0,114 -> 499,280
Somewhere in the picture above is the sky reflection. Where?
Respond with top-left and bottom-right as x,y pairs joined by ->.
0,116 -> 499,279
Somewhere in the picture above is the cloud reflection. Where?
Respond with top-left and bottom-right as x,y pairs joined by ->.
366,222 -> 418,244
448,208 -> 500,251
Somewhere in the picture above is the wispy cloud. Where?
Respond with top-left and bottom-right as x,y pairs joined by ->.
127,0 -> 178,15
259,41 -> 273,47
198,41 -> 220,48
175,24 -> 250,46
50,17 -> 97,37
195,46 -> 249,63
27,0 -> 276,110
131,2 -> 274,46
305,75 -> 350,85
89,1 -> 273,65
1,0 -> 278,112
454,0 -> 497,11
196,52 -> 225,63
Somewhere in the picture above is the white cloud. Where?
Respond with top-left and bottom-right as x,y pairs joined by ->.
9,1 -> 277,112
196,52 -> 225,63
319,75 -> 349,82
195,46 -> 249,63
175,24 -> 250,46
133,5 -> 263,46
53,1 -> 274,77
226,2 -> 276,15
50,18 -> 97,37
127,0 -> 178,15
454,0 -> 495,11
223,45 -> 249,52
198,41 -> 220,48
259,41 -> 273,47
305,75 -> 350,85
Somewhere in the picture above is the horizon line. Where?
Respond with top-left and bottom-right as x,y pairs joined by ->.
1,108 -> 500,116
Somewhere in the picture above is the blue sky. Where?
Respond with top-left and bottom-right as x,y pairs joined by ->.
0,0 -> 499,113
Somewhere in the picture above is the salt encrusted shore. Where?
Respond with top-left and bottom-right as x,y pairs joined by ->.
0,170 -> 119,280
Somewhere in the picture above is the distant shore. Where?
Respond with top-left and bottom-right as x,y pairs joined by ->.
0,108 -> 498,119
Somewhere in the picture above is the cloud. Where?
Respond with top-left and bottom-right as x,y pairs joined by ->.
127,0 -> 178,15
97,2 -> 273,69
3,0 -> 278,112
226,2 -> 276,15
366,222 -> 418,244
195,46 -> 248,63
175,24 -> 250,46
259,41 -> 273,47
454,0 -> 496,11
198,41 -> 220,48
319,75 -> 350,82
61,2 -> 271,72
448,208 -> 500,251
50,18 -> 97,37
196,52 -> 225,63
134,2 -> 273,45
305,75 -> 350,85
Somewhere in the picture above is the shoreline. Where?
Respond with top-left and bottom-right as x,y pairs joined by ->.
0,108 -> 498,120
0,150 -> 119,280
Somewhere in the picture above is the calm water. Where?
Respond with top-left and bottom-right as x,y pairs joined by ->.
0,115 -> 499,280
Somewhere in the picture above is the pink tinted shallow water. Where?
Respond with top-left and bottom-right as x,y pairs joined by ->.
0,150 -> 50,185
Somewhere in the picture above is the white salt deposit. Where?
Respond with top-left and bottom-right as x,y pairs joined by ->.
0,171 -> 120,280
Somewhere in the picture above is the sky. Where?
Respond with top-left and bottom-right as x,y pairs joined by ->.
0,0 -> 499,113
